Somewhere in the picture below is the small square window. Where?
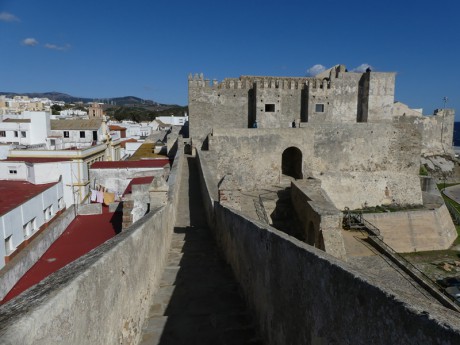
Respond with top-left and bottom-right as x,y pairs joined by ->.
315,104 -> 325,112
0,131 -> 5,137
265,104 -> 275,112
64,131 -> 69,138
14,131 -> 18,137
80,131 -> 85,138
21,131 -> 26,138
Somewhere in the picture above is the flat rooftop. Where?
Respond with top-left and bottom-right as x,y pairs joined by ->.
2,157 -> 71,163
1,206 -> 120,304
123,176 -> 154,196
91,159 -> 169,169
0,180 -> 58,216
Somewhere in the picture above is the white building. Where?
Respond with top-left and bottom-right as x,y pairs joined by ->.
5,141 -> 122,205
107,121 -> 152,140
155,115 -> 188,126
0,177 -> 64,269
50,118 -> 106,149
0,111 -> 50,146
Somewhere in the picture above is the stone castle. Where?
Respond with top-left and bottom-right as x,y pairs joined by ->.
1,66 -> 460,344
188,64 -> 457,255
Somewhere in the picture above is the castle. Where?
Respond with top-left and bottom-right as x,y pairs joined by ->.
188,64 -> 457,255
1,67 -> 459,344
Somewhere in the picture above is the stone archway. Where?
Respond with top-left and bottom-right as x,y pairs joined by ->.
282,147 -> 303,179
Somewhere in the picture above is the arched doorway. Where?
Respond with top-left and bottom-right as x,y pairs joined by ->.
282,147 -> 303,179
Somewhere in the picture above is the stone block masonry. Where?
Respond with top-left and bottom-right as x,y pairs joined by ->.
195,150 -> 460,345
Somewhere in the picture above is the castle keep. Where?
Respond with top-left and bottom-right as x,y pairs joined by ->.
189,64 -> 457,254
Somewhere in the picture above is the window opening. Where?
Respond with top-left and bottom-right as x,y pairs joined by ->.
265,104 -> 275,112
315,104 -> 325,112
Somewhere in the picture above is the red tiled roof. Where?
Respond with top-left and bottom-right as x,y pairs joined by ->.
1,207 -> 119,304
120,138 -> 137,148
109,125 -> 127,131
123,176 -> 154,196
3,157 -> 71,163
91,159 -> 169,169
0,180 -> 58,216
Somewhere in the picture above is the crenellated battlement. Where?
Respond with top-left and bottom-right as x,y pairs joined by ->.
189,73 -> 316,90
308,78 -> 332,90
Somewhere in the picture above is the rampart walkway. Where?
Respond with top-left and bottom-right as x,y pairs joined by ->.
139,156 -> 262,345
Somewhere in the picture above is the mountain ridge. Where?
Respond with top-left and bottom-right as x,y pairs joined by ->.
0,92 -> 181,107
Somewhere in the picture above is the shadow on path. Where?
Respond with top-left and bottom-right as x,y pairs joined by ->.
139,156 -> 262,345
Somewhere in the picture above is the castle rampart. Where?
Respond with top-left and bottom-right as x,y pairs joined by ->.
0,141 -> 184,345
195,150 -> 460,345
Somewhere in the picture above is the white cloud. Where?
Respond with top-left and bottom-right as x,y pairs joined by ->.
351,63 -> 373,73
22,38 -> 39,46
306,64 -> 326,76
0,12 -> 19,22
44,43 -> 71,51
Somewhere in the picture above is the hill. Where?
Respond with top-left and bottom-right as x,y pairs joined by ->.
0,92 -> 181,107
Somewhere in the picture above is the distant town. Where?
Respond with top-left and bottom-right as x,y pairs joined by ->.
0,92 -> 188,277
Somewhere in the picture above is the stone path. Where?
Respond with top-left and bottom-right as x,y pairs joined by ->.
139,156 -> 262,345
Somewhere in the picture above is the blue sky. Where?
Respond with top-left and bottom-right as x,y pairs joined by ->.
0,0 -> 459,116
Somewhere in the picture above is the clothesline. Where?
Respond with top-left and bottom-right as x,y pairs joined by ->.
90,184 -> 122,205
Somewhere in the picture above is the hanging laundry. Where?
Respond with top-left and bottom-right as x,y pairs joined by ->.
103,192 -> 115,205
90,189 -> 97,202
96,191 -> 104,203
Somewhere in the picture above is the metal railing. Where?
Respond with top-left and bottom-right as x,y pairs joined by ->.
444,198 -> 460,225
343,209 -> 460,312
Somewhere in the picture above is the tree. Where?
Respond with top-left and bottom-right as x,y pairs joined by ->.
51,104 -> 62,115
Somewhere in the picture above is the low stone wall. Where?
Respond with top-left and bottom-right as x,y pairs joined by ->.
0,141 -> 184,345
0,206 -> 76,301
77,203 -> 101,215
362,206 -> 457,252
290,180 -> 346,260
196,152 -> 460,345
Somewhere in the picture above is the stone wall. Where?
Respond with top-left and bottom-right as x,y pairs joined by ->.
0,142 -> 184,345
89,167 -> 162,196
363,205 -> 457,252
0,206 -> 76,301
208,122 -> 423,209
410,109 -> 455,157
195,152 -> 460,345
188,76 -> 249,143
290,180 -> 346,260
188,68 -> 399,143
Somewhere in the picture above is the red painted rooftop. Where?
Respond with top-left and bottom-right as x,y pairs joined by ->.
91,159 -> 169,169
1,206 -> 119,304
3,157 -> 71,163
0,180 -> 58,216
123,176 -> 154,196
120,138 -> 138,148
109,125 -> 127,131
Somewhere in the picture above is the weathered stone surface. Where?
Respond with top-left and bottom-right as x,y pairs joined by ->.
196,151 -> 460,345
208,124 -> 423,210
363,205 -> 458,252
